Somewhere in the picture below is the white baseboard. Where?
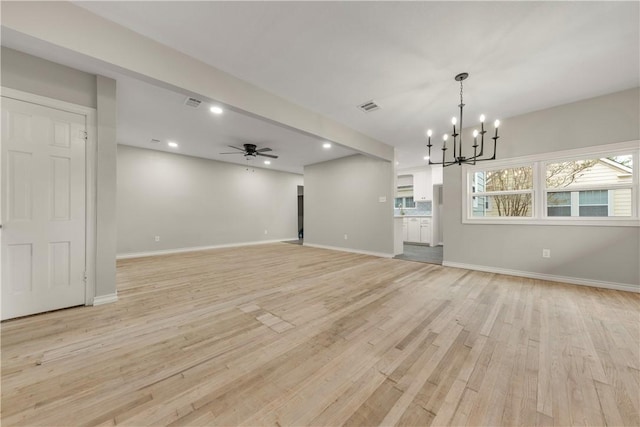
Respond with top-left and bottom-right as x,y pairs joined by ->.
116,238 -> 298,260
303,243 -> 394,259
93,292 -> 118,305
442,261 -> 639,293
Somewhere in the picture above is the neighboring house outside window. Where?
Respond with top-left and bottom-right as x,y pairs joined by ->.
545,157 -> 632,217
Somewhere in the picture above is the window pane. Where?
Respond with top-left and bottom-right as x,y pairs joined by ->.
579,206 -> 608,217
405,197 -> 415,208
579,190 -> 607,205
395,198 -> 403,208
578,190 -> 608,217
472,194 -> 532,217
547,191 -> 571,216
548,206 -> 571,216
474,167 -> 533,192
546,155 -> 633,189
547,191 -> 571,206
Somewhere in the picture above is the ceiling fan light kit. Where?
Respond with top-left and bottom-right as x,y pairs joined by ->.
426,72 -> 500,167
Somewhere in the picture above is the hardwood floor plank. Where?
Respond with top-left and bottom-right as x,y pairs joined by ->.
1,243 -> 638,426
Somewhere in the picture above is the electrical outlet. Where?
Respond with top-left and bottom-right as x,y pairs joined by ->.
542,249 -> 551,258
344,234 -> 348,240
155,236 -> 160,242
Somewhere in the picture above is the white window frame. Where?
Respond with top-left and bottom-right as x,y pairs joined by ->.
462,140 -> 640,226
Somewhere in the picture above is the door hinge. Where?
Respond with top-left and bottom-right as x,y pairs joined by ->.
83,271 -> 88,282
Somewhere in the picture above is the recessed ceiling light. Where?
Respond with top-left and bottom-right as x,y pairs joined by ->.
210,106 -> 223,115
423,155 -> 430,160
168,141 -> 178,148
323,142 -> 332,149
264,160 -> 271,165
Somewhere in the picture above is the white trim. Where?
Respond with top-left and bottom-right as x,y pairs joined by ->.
462,218 -> 639,226
442,261 -> 639,293
93,292 -> 118,306
1,87 -> 98,306
466,140 -> 639,169
302,243 -> 394,259
1,87 -> 94,116
116,238 -> 299,260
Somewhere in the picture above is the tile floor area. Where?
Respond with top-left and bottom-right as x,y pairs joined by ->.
394,243 -> 443,265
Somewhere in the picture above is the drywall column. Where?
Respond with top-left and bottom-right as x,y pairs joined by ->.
304,155 -> 395,256
95,76 -> 117,298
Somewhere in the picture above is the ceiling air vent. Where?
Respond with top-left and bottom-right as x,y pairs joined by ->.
184,97 -> 202,108
357,100 -> 380,113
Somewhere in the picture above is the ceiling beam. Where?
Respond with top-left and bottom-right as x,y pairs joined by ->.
1,1 -> 394,162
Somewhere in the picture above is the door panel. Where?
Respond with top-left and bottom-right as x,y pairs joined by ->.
2,97 -> 87,320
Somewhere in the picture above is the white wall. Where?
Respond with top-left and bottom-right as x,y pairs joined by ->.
117,145 -> 302,255
304,154 -> 394,256
443,88 -> 640,289
1,47 -> 118,298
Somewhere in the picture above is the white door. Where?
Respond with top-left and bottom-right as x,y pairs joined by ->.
1,97 -> 87,320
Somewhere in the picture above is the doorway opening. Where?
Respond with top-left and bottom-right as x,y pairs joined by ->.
283,185 -> 303,245
297,185 -> 304,242
394,184 -> 444,265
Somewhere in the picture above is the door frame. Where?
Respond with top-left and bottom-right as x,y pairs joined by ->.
1,87 -> 98,306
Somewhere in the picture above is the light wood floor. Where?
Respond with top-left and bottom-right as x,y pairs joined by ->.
2,243 -> 639,426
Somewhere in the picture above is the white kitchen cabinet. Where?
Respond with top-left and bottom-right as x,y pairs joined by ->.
413,170 -> 432,201
419,218 -> 432,245
402,218 -> 408,241
407,217 -> 420,242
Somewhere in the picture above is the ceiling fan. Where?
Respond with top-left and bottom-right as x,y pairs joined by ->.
220,143 -> 278,159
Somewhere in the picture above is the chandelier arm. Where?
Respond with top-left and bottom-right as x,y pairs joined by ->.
491,135 -> 499,160
473,138 -> 478,163
480,131 -> 486,157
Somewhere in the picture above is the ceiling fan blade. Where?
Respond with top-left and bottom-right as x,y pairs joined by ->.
219,152 -> 243,155
257,152 -> 278,159
256,147 -> 272,152
228,145 -> 245,151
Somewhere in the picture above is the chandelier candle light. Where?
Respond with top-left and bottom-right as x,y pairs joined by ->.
426,72 -> 500,166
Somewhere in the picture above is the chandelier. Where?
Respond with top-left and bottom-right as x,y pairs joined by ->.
426,72 -> 500,166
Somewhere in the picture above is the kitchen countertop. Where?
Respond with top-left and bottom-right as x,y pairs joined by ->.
394,215 -> 432,218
